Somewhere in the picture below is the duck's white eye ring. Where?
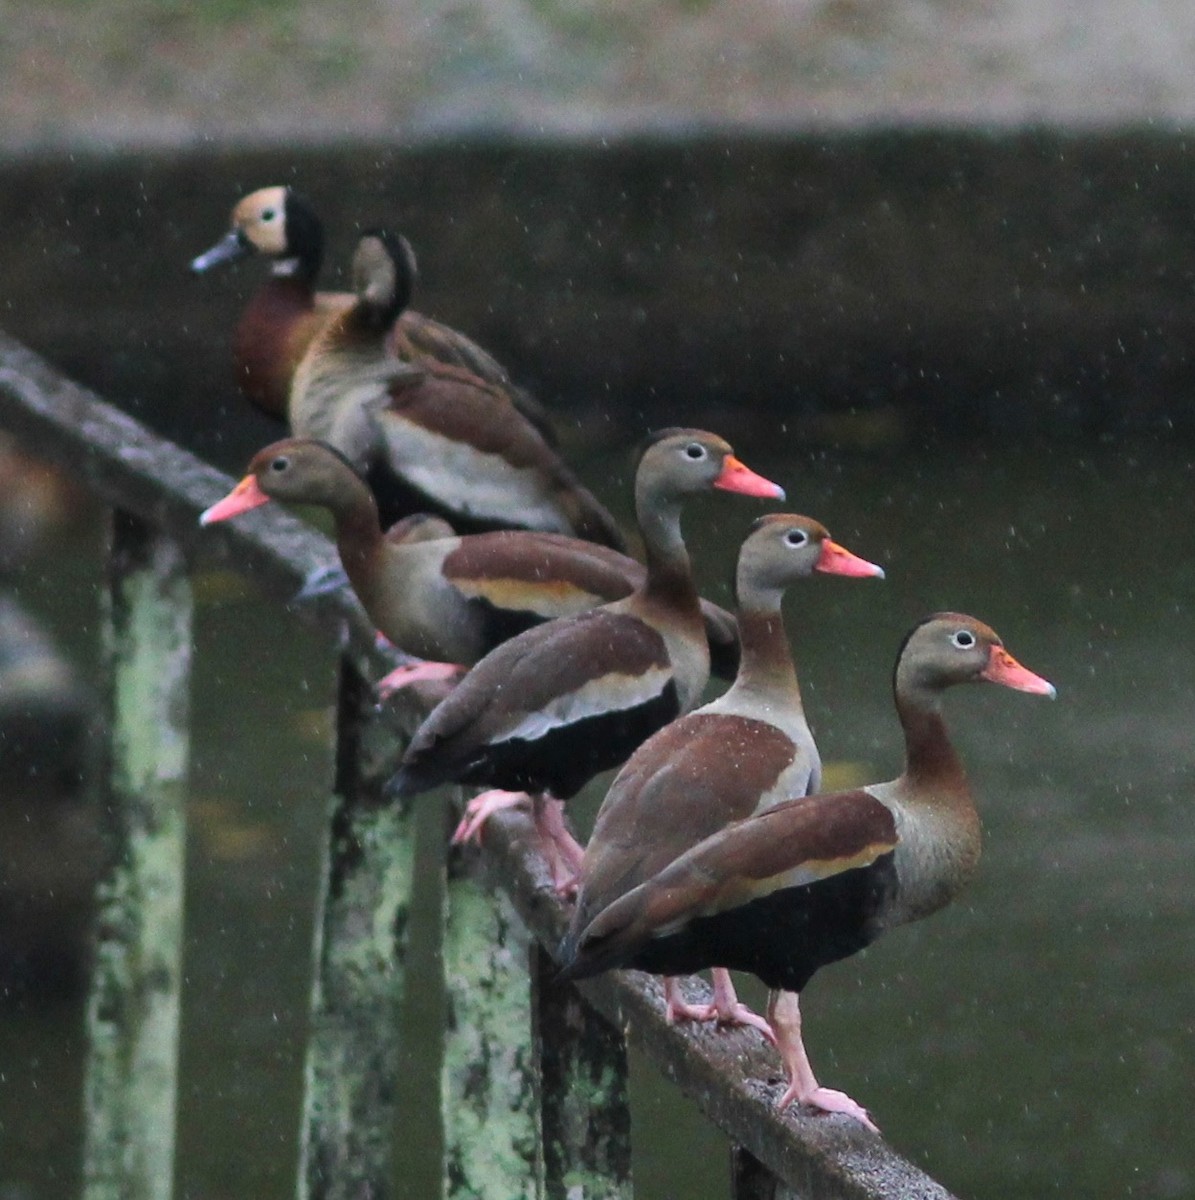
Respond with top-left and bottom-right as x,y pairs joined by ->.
785,529 -> 808,547
684,443 -> 706,460
951,629 -> 976,650
270,456 -> 289,473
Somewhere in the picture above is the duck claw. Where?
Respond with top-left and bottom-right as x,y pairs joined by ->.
450,789 -> 531,846
776,1084 -> 881,1134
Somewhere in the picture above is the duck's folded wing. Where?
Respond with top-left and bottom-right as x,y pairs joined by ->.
374,366 -> 626,550
574,713 -> 799,934
439,533 -> 640,619
561,789 -> 898,979
404,610 -> 673,760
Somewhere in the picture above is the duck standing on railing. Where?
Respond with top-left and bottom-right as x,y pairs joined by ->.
280,230 -> 626,545
559,613 -> 1055,1131
189,186 -> 554,440
198,437 -> 740,694
387,429 -> 785,888
569,514 -> 884,1040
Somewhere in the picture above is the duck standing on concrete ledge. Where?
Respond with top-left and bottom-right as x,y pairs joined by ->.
387,429 -> 785,888
189,186 -> 549,435
198,437 -> 741,694
559,613 -> 1055,1131
571,513 -> 884,1039
285,230 -> 625,545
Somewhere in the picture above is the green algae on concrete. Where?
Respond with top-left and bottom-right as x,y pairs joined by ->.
297,661 -> 417,1200
82,513 -> 192,1200
441,834 -> 541,1199
532,945 -> 632,1200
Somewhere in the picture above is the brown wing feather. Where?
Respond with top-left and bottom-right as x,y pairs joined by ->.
442,532 -> 641,610
385,365 -> 550,467
568,789 -> 897,975
382,366 -> 626,551
390,310 -> 512,385
575,713 -> 798,934
442,533 -> 737,670
389,311 -> 560,446
402,609 -> 672,764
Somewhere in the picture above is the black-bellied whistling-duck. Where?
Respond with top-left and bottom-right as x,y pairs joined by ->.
198,437 -> 740,693
285,230 -> 626,546
189,187 -> 555,440
559,613 -> 1055,1130
387,429 -> 785,887
572,513 -> 884,1038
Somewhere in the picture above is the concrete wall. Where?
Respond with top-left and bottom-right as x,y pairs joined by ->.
1,135 -> 1192,454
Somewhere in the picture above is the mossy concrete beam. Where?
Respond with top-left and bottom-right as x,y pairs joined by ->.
297,661 -> 417,1200
82,513 -> 192,1200
441,833 -> 540,1200
532,944 -> 632,1200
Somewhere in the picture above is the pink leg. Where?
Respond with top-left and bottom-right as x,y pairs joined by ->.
706,969 -> 777,1044
450,789 -> 531,846
376,660 -> 463,698
660,972 -> 775,1043
768,990 -> 879,1133
532,796 -> 585,896
663,976 -> 721,1024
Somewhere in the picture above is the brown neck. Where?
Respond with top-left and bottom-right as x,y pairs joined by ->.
233,277 -> 316,419
727,607 -> 803,711
636,489 -> 699,615
327,479 -> 385,583
894,687 -> 968,795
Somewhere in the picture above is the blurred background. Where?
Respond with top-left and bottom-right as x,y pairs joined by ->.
1,3 -> 1193,1199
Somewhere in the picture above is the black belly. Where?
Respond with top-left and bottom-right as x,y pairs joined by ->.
459,684 -> 681,799
468,596 -> 552,655
626,853 -> 899,994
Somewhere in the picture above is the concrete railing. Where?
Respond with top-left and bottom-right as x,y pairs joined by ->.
0,330 -> 955,1200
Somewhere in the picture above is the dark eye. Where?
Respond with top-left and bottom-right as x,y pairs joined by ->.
684,443 -> 706,460
261,209 -> 277,221
951,629 -> 976,649
785,529 -> 808,547
270,456 -> 289,473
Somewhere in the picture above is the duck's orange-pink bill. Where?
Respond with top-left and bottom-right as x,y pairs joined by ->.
980,646 -> 1057,698
713,456 -> 786,500
199,476 -> 270,526
816,539 -> 886,579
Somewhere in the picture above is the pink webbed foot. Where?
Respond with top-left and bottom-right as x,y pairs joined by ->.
450,789 -> 531,846
663,977 -> 718,1025
376,660 -> 464,699
774,1083 -> 880,1133
707,968 -> 777,1044
661,973 -> 776,1045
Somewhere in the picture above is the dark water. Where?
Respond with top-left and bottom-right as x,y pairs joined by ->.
1,146 -> 1193,1199
4,439 -> 1192,1200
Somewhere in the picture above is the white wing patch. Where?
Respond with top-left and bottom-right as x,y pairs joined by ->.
377,416 -> 572,532
495,666 -> 673,744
